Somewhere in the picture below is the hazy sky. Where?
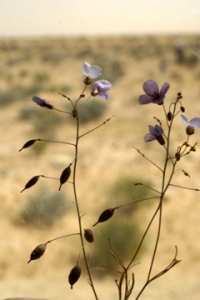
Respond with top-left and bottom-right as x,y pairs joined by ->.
0,0 -> 199,37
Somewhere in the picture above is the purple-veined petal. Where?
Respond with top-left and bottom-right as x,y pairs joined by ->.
138,94 -> 154,104
181,114 -> 190,126
93,79 -> 111,91
189,117 -> 200,128
82,62 -> 102,78
92,79 -> 111,100
160,82 -> 170,96
98,91 -> 110,100
143,80 -> 159,96
148,125 -> 163,137
144,134 -> 157,142
88,65 -> 102,78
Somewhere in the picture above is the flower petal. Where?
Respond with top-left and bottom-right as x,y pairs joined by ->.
160,82 -> 170,96
144,134 -> 156,142
98,91 -> 110,100
181,114 -> 190,126
82,62 -> 102,78
82,62 -> 91,76
138,94 -> 154,105
88,65 -> 102,78
189,117 -> 200,128
143,80 -> 159,96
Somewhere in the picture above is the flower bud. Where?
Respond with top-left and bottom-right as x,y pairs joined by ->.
175,152 -> 181,161
83,77 -> 92,85
186,126 -> 195,136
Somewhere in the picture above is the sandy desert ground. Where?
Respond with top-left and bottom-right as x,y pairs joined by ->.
0,35 -> 200,300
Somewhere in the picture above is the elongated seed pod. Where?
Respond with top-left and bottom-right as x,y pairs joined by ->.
68,263 -> 81,289
93,208 -> 115,226
59,164 -> 71,191
84,228 -> 94,243
27,243 -> 47,263
19,139 -> 37,151
20,175 -> 40,193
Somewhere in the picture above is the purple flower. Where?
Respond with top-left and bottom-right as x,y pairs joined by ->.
32,96 -> 53,109
181,114 -> 200,135
145,125 -> 165,145
91,79 -> 112,100
139,80 -> 170,105
82,62 -> 102,79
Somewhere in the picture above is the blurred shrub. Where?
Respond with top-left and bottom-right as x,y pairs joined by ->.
0,84 -> 42,106
18,186 -> 70,227
78,100 -> 107,123
91,218 -> 142,276
40,52 -> 64,64
110,177 -> 153,216
32,71 -> 50,84
18,106 -> 65,134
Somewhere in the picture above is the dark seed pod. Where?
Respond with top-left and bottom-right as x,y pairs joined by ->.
167,112 -> 172,121
20,175 -> 40,193
59,164 -> 71,191
68,263 -> 81,289
84,228 -> 94,243
19,139 -> 37,152
175,152 -> 181,161
93,208 -> 115,226
180,106 -> 185,112
27,243 -> 47,263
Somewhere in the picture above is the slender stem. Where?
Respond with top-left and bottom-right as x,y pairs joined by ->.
38,138 -> 75,146
79,115 -> 115,138
72,106 -> 99,300
47,233 -> 80,244
135,99 -> 181,299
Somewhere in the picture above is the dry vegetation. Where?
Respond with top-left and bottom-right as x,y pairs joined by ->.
0,35 -> 200,299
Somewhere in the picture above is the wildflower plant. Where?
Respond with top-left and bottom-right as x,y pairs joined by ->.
17,64 -> 200,300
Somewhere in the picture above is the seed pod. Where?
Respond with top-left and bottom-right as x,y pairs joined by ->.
27,243 -> 47,263
19,139 -> 37,152
167,112 -> 172,121
59,164 -> 71,191
20,175 -> 40,193
68,263 -> 81,289
84,228 -> 94,243
93,208 -> 115,226
180,106 -> 185,112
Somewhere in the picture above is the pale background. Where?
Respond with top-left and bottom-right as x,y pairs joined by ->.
0,0 -> 199,37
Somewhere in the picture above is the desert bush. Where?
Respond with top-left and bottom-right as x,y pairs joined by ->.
18,186 -> 70,227
78,99 -> 107,123
18,106 -> 65,133
0,84 -> 42,106
91,218 -> 142,276
110,177 -> 153,216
